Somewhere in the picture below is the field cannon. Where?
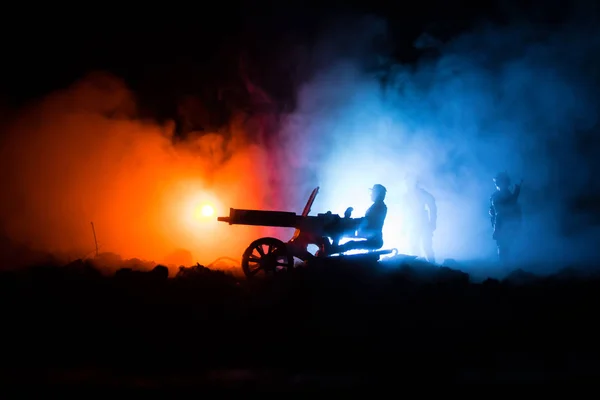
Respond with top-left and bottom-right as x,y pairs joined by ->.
217,187 -> 395,278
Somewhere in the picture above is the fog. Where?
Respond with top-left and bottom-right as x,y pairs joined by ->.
280,13 -> 600,273
1,9 -> 599,276
0,72 -> 278,272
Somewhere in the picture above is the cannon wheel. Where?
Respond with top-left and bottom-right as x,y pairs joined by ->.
241,237 -> 294,279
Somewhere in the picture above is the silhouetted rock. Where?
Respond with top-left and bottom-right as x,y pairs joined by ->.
63,259 -> 102,278
503,268 -> 538,285
113,265 -> 169,284
175,263 -> 236,286
3,256 -> 600,385
435,266 -> 470,285
122,258 -> 156,272
114,267 -> 137,279
92,252 -> 123,271
151,265 -> 169,280
482,277 -> 501,287
442,258 -> 460,268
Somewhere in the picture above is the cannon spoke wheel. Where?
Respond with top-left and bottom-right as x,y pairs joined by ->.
242,237 -> 294,279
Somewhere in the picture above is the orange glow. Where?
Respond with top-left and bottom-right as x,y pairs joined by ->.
184,191 -> 220,225
199,205 -> 214,218
0,72 -> 290,274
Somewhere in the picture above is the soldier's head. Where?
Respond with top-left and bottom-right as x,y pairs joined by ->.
493,172 -> 510,191
370,184 -> 387,202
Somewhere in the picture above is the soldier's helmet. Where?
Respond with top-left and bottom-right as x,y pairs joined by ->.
493,172 -> 510,185
370,184 -> 387,200
370,184 -> 387,194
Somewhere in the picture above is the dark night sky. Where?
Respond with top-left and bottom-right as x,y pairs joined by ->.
0,0 -> 574,116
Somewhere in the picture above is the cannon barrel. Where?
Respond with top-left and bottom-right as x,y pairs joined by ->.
217,208 -> 299,228
217,207 -> 362,238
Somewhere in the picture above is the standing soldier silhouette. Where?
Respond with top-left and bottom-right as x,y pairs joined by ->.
489,172 -> 523,264
401,174 -> 437,263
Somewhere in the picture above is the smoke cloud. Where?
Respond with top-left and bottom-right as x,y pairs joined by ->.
2,8 -> 599,277
280,12 -> 600,274
0,72 -> 279,272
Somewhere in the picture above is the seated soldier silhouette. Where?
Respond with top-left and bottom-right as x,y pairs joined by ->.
335,184 -> 388,253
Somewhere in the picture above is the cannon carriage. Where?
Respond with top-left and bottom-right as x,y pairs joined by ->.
217,187 -> 395,278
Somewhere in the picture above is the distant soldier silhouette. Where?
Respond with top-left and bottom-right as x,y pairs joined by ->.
489,172 -> 522,264
337,184 -> 388,253
401,174 -> 437,263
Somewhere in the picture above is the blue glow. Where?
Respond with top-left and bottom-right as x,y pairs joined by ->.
279,15 -> 600,275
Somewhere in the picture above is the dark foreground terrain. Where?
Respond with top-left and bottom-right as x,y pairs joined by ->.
1,255 -> 600,389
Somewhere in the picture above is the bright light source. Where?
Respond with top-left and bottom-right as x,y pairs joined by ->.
193,203 -> 215,220
201,204 -> 214,217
